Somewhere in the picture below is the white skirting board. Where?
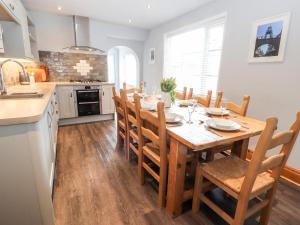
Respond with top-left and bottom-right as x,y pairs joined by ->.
58,114 -> 114,126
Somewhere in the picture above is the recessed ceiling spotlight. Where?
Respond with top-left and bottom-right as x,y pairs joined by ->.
128,19 -> 132,24
147,4 -> 151,9
57,6 -> 62,11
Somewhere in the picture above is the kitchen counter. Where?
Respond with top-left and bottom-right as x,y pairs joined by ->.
0,82 -> 114,126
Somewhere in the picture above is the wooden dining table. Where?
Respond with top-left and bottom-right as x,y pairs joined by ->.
163,105 -> 266,217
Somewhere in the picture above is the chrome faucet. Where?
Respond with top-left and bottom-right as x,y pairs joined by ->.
0,59 -> 29,95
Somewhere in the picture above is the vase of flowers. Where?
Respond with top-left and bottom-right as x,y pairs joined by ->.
160,77 -> 177,108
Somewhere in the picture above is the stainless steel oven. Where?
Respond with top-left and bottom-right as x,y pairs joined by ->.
75,86 -> 101,117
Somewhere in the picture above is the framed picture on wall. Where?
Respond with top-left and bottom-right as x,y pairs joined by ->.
149,48 -> 155,64
249,12 -> 291,63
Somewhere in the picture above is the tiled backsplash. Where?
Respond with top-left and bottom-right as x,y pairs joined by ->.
39,51 -> 108,81
0,60 -> 38,86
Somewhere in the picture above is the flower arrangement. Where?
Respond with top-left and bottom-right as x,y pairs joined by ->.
160,77 -> 177,103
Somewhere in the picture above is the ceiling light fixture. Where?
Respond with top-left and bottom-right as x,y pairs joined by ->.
128,19 -> 132,24
147,4 -> 151,9
57,6 -> 62,11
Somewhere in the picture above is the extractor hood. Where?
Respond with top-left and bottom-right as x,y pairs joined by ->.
63,16 -> 105,54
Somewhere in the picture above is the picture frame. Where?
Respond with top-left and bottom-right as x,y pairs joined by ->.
149,48 -> 155,64
249,12 -> 291,63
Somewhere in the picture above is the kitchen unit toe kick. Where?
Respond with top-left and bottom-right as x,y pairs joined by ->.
59,114 -> 114,126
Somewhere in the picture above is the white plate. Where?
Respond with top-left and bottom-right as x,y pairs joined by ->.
205,107 -> 229,116
165,112 -> 184,123
141,102 -> 156,111
178,99 -> 196,107
205,118 -> 241,131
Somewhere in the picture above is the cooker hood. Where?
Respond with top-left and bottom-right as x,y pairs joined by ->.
64,16 -> 105,54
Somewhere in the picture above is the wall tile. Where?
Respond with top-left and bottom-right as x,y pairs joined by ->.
39,51 -> 108,81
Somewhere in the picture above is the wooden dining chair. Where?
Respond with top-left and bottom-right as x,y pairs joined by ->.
226,95 -> 250,116
186,88 -> 194,100
121,90 -> 140,161
192,112 -> 300,225
123,82 -> 144,94
214,91 -> 223,108
176,87 -> 187,100
195,90 -> 212,107
135,98 -> 168,208
112,87 -> 127,149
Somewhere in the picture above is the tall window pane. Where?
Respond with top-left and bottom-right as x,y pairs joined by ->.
164,18 -> 225,96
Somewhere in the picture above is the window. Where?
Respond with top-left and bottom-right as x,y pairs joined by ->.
164,17 -> 225,96
121,53 -> 138,87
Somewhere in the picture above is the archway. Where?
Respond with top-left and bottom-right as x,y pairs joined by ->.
107,46 -> 140,91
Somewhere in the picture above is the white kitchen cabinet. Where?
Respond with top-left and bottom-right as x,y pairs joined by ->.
17,0 -> 32,58
101,85 -> 114,114
0,89 -> 58,225
0,24 -> 4,53
0,0 -> 21,22
0,0 -> 33,58
57,86 -> 77,119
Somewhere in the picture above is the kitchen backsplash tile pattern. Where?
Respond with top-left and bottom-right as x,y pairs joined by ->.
0,60 -> 38,86
39,51 -> 108,81
73,60 -> 93,76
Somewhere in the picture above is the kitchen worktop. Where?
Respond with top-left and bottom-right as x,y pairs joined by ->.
0,82 -> 114,126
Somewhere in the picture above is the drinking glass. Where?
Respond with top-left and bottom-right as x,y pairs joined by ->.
187,103 -> 196,124
220,101 -> 226,117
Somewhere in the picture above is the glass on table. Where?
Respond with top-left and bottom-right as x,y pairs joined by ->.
187,102 -> 197,124
219,101 -> 227,117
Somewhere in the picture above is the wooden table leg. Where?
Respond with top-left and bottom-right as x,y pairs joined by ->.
166,138 -> 188,217
231,138 -> 249,160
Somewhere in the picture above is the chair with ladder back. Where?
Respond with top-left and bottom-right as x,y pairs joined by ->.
121,90 -> 141,162
226,95 -> 251,117
195,90 -> 213,107
112,87 -> 127,150
176,87 -> 188,100
186,88 -> 194,100
135,97 -> 168,208
123,82 -> 144,94
192,112 -> 300,225
206,95 -> 251,161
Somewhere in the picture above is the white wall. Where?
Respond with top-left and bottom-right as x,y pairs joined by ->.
89,19 -> 147,79
143,0 -> 300,169
30,11 -> 148,80
30,11 -> 74,52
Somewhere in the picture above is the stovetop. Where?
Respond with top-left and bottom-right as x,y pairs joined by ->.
69,79 -> 104,84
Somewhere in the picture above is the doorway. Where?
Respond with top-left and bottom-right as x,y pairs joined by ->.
107,46 -> 139,91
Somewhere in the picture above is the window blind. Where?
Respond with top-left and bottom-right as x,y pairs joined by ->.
164,17 -> 225,96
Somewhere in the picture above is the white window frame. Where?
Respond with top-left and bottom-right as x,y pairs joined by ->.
163,13 -> 227,97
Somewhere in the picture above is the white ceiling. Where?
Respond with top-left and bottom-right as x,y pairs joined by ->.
22,0 -> 213,29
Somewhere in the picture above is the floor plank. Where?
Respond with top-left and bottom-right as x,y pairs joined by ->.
53,120 -> 300,225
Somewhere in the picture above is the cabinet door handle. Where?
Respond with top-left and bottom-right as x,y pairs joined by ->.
70,93 -> 73,98
47,112 -> 52,128
9,4 -> 15,11
103,91 -> 105,96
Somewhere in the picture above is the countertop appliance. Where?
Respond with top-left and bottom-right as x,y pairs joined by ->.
75,85 -> 101,117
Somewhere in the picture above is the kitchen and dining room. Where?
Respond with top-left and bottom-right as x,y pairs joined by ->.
0,0 -> 300,225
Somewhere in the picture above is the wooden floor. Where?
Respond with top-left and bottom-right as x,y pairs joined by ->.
53,120 -> 300,225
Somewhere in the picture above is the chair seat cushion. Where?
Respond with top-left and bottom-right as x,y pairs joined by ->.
202,156 -> 275,195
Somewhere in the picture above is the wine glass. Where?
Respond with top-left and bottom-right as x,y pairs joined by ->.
187,103 -> 196,124
220,101 -> 226,118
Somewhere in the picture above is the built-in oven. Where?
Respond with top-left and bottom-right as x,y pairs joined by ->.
76,86 -> 101,117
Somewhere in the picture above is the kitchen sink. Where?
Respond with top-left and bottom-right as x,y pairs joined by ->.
0,92 -> 44,99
